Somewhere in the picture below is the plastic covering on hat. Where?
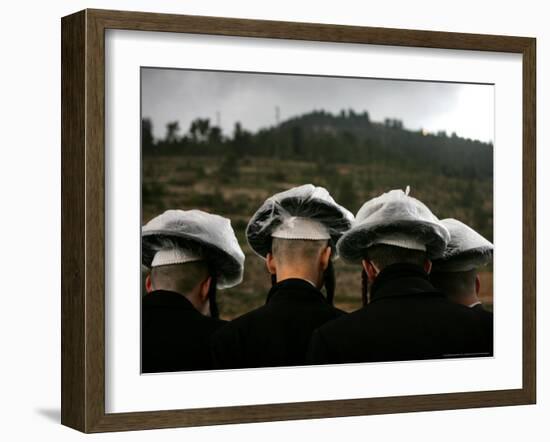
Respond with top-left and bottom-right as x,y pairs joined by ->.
246,184 -> 354,258
432,218 -> 493,272
337,187 -> 450,263
142,209 -> 245,289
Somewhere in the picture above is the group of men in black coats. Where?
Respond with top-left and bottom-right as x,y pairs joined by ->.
141,184 -> 494,373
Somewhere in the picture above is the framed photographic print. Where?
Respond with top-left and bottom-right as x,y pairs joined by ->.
61,9 -> 536,433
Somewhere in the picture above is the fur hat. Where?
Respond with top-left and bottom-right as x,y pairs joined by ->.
337,187 -> 450,263
246,184 -> 354,258
432,218 -> 493,272
142,209 -> 245,289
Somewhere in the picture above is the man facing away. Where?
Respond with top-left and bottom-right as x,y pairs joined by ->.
141,209 -> 245,373
211,184 -> 354,369
430,218 -> 494,350
307,188 -> 492,365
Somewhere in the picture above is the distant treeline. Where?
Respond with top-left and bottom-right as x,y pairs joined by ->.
142,109 -> 493,180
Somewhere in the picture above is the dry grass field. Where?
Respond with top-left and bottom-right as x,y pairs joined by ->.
142,154 -> 493,320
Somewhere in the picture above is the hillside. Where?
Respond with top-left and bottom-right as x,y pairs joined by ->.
142,110 -> 494,318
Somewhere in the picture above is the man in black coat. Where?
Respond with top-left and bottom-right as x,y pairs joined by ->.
141,209 -> 245,373
430,269 -> 494,343
212,276 -> 344,369
308,188 -> 492,365
430,218 -> 494,346
142,268 -> 226,373
211,184 -> 353,369
307,258 -> 491,364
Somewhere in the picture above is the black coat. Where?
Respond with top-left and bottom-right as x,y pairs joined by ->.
142,290 -> 226,373
211,278 -> 345,369
307,264 -> 493,365
471,303 -> 494,344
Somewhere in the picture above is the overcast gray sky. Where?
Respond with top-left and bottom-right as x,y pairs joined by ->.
141,68 -> 494,144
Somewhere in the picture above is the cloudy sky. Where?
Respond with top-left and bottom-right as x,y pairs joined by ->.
141,68 -> 494,144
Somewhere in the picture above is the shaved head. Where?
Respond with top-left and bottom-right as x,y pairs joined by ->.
271,238 -> 329,264
365,244 -> 427,270
150,261 -> 210,295
431,269 -> 478,298
267,238 -> 332,290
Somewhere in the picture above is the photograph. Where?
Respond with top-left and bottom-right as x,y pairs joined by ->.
58,7 -> 536,433
140,68 -> 495,373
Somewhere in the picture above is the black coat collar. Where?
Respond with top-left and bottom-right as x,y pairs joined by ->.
370,263 -> 441,302
143,289 -> 197,311
266,278 -> 327,305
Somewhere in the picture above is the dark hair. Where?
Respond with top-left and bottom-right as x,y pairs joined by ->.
361,268 -> 369,306
365,244 -> 427,270
323,260 -> 335,305
207,272 -> 219,319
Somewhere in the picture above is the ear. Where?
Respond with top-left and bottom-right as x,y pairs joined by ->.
145,274 -> 153,293
475,274 -> 481,295
424,259 -> 433,274
198,275 -> 212,302
320,246 -> 332,271
265,252 -> 277,275
362,259 -> 378,281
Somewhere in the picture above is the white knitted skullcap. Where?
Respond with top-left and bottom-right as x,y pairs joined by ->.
271,216 -> 331,240
370,233 -> 427,252
151,248 -> 203,267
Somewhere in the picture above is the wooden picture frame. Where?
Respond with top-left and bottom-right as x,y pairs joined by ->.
61,8 -> 536,433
